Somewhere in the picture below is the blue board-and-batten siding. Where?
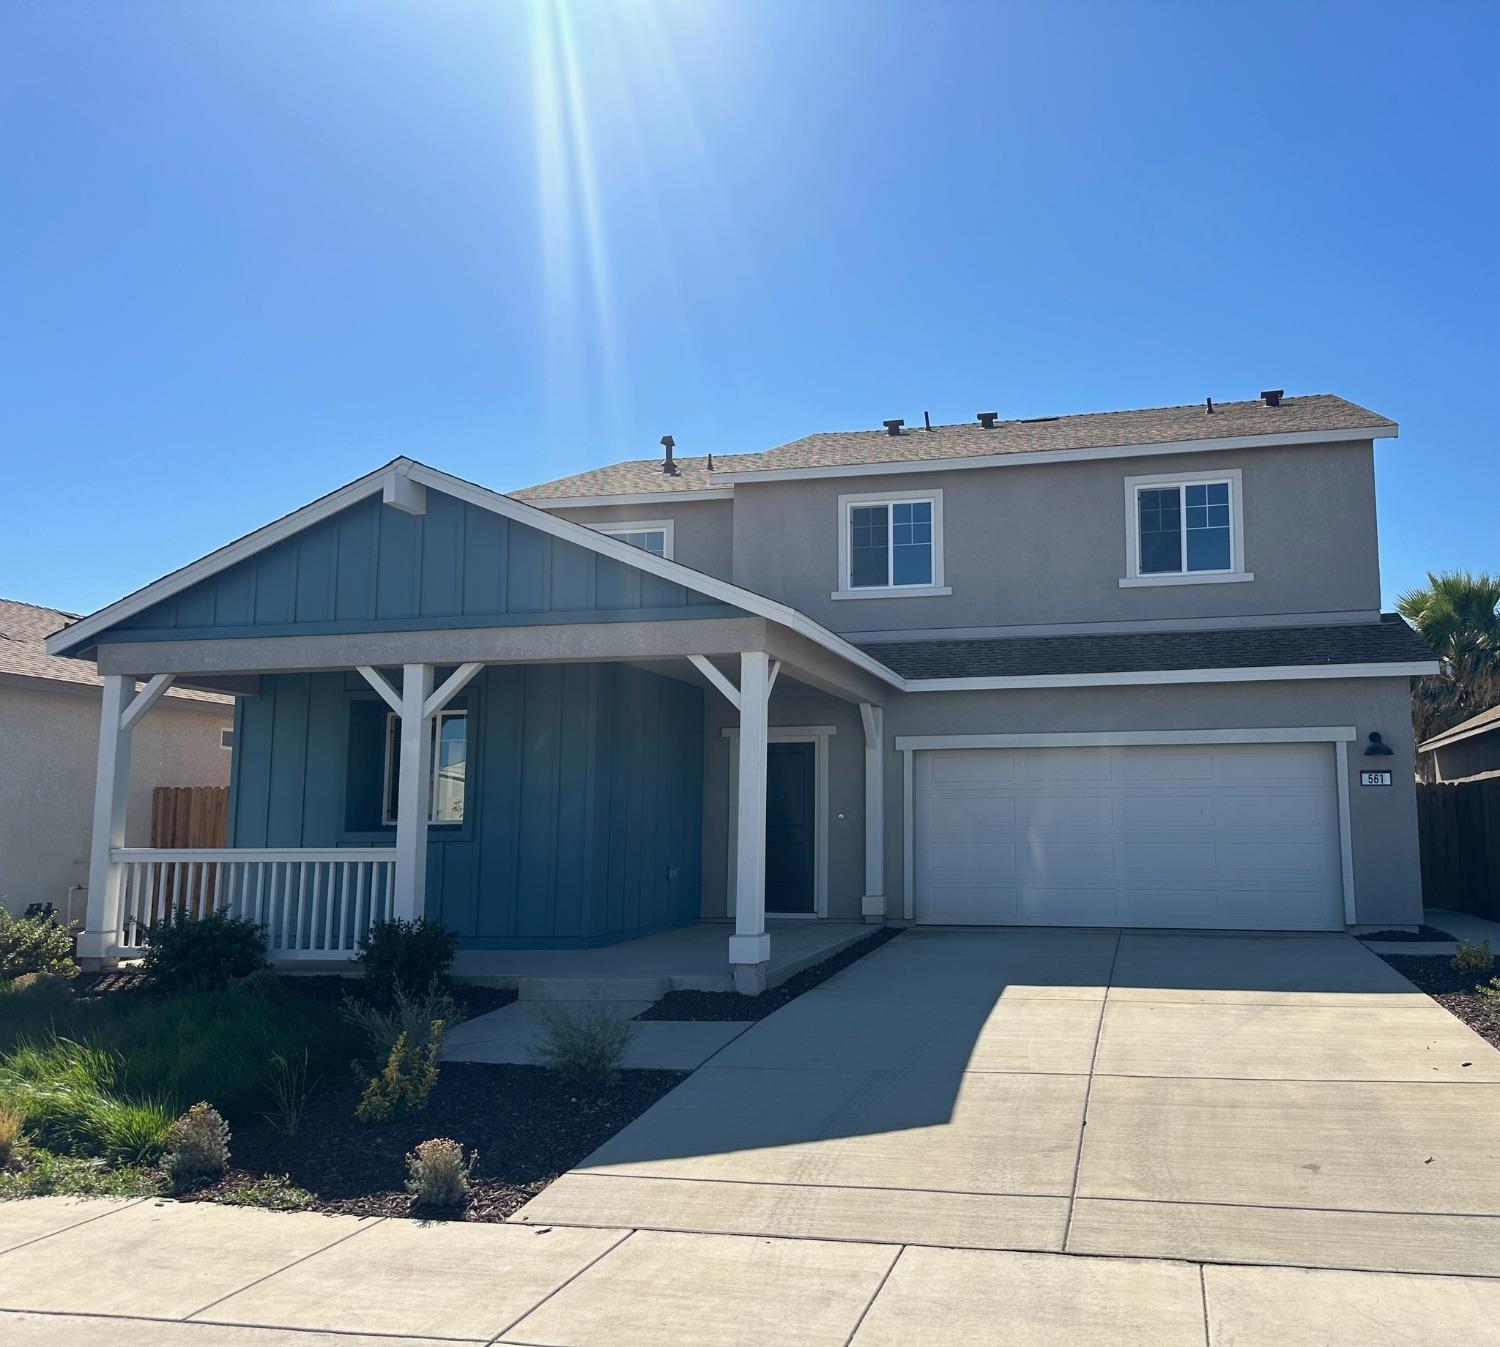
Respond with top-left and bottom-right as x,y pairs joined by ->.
227,664 -> 704,948
106,489 -> 736,641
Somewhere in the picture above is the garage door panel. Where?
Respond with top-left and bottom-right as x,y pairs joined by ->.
914,742 -> 1343,931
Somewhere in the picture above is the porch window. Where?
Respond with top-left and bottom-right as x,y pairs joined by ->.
382,709 -> 467,825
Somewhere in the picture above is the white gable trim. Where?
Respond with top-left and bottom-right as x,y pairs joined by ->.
709,425 -> 1398,485
46,459 -> 905,691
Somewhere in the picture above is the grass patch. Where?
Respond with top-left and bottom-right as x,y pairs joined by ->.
0,1145 -> 160,1199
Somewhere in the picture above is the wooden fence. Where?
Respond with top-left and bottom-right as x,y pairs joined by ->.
1417,779 -> 1500,920
144,787 -> 229,917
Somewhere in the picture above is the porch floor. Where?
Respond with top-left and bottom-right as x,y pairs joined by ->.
450,920 -> 871,997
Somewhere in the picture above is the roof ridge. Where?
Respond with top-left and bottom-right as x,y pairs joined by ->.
0,596 -> 80,619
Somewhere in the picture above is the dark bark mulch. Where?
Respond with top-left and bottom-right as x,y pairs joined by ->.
184,1062 -> 686,1222
1379,953 -> 1500,1053
1357,926 -> 1457,942
640,925 -> 904,1022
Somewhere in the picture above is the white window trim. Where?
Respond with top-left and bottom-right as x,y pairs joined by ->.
597,519 -> 674,559
834,489 -> 950,600
723,725 -> 834,918
219,727 -> 234,749
1122,468 -> 1251,587
894,727 -> 1357,926
382,708 -> 468,826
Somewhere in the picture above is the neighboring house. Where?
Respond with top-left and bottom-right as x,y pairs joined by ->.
1417,705 -> 1500,783
46,392 -> 1438,985
0,598 -> 232,920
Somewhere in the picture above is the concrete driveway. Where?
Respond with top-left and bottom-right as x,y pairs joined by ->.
520,928 -> 1500,1277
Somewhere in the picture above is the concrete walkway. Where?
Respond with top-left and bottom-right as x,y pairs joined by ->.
521,927 -> 1500,1277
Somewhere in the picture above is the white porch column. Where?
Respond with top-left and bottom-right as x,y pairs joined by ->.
81,675 -> 137,965
730,650 -> 771,988
393,663 -> 435,922
860,702 -> 886,921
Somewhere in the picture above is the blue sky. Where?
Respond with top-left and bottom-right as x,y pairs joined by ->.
3,0 -> 1496,616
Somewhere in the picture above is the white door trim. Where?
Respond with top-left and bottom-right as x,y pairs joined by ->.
726,726 -> 833,918
897,726 -> 1358,925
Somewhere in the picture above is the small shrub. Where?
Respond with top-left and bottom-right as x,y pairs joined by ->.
354,1023 -> 444,1123
221,1173 -> 314,1211
0,1103 -> 23,1166
163,1101 -> 230,1192
533,1004 -> 636,1089
262,1049 -> 318,1137
0,909 -> 78,981
355,919 -> 457,1007
229,968 -> 282,999
142,910 -> 269,992
1478,978 -> 1500,1011
405,1137 -> 475,1209
341,979 -> 461,1069
1452,939 -> 1495,977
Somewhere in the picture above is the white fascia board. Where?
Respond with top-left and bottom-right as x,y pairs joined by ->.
899,660 -> 1438,692
45,462 -> 401,657
1418,719 -> 1500,753
894,727 -> 1359,751
523,489 -> 732,508
708,425 -> 1398,485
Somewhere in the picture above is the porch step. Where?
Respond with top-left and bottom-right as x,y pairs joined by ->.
517,975 -> 669,1003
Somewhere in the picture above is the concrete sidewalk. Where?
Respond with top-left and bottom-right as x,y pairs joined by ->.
1,1195 -> 1497,1344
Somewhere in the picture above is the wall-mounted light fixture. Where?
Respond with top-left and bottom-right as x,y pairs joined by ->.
1363,732 -> 1394,757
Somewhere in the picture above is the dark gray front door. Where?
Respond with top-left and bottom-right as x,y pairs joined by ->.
765,741 -> 816,913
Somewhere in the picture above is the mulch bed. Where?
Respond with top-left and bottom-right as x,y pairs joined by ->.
640,925 -> 904,1022
185,1063 -> 686,1222
1357,926 -> 1457,942
1379,953 -> 1500,1052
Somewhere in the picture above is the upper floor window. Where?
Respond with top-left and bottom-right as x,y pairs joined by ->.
382,708 -> 467,825
599,520 -> 673,559
834,490 -> 950,599
1122,469 -> 1252,587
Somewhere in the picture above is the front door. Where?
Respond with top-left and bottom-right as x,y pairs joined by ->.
765,741 -> 817,914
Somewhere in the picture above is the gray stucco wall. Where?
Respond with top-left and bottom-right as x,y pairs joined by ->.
0,681 -> 232,917
549,499 -> 736,584
729,440 -> 1381,636
880,676 -> 1423,927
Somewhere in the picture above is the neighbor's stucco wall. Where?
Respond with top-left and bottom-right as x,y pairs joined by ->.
0,681 -> 232,917
1428,732 -> 1500,784
729,439 -> 1382,636
879,675 -> 1424,928
548,498 -> 736,583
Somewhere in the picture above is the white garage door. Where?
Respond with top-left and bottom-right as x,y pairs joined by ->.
912,743 -> 1345,931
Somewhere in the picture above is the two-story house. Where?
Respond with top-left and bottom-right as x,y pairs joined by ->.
47,393 -> 1436,988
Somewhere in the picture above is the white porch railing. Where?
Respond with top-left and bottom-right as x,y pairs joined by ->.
108,848 -> 397,960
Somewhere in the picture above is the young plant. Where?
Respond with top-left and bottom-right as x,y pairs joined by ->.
354,1023 -> 444,1123
1452,939 -> 1495,978
0,909 -> 78,982
261,1049 -> 319,1138
221,1174 -> 314,1211
141,910 -> 269,992
533,1004 -> 637,1089
405,1137 -> 475,1210
354,919 -> 458,1007
0,1103 -> 23,1166
162,1101 -> 230,1192
341,979 -> 460,1071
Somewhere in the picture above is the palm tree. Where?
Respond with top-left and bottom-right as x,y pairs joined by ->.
1396,571 -> 1500,752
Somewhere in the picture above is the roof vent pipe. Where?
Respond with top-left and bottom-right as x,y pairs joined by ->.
883,418 -> 904,437
660,434 -> 679,475
1205,398 -> 1214,414
977,411 -> 998,429
1261,389 -> 1283,408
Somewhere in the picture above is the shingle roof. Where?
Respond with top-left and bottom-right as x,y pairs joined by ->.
513,394 -> 1395,500
715,394 -> 1394,477
859,614 -> 1434,681
1419,702 -> 1500,753
0,598 -> 231,705
513,455 -> 727,501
